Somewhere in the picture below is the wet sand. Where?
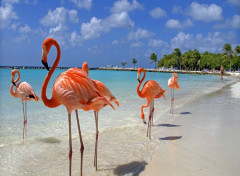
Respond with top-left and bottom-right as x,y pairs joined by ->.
140,82 -> 240,176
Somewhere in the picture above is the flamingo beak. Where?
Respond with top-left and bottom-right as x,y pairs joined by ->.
42,60 -> 50,71
137,79 -> 140,82
12,81 -> 16,86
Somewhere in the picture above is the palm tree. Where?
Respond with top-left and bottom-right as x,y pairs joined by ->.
173,48 -> 182,70
149,53 -> 157,69
132,58 -> 137,69
222,43 -> 233,72
234,45 -> 240,55
121,61 -> 127,68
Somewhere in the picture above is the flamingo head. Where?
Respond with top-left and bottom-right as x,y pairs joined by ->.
137,67 -> 145,82
11,69 -> 19,86
82,62 -> 89,75
41,38 -> 55,71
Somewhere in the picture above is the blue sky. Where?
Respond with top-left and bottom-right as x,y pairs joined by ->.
0,0 -> 240,68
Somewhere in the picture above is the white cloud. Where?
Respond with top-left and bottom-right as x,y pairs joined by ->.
49,24 -> 64,34
40,7 -> 79,27
189,2 -> 223,22
183,19 -> 193,27
166,19 -> 182,29
171,31 -> 236,52
19,24 -> 31,33
24,0 -> 37,5
0,1 -> 18,29
148,39 -> 168,48
111,0 -> 143,13
70,0 -> 92,10
149,7 -> 166,18
2,0 -> 19,4
81,17 -> 102,40
227,0 -> 240,6
10,22 -> 19,30
130,42 -> 143,47
127,28 -> 155,40
81,12 -> 134,40
104,12 -> 134,28
112,40 -> 119,45
166,18 -> 193,29
13,34 -> 28,43
172,5 -> 184,14
232,14 -> 240,29
40,7 -> 68,27
214,14 -> 240,29
70,31 -> 82,46
69,10 -> 79,23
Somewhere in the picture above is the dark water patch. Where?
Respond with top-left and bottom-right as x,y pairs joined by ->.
180,112 -> 192,115
159,136 -> 182,140
38,137 -> 61,144
114,161 -> 147,176
155,123 -> 181,127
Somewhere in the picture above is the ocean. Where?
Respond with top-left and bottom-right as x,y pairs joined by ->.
0,69 -> 238,175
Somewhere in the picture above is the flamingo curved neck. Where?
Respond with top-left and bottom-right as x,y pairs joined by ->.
10,70 -> 20,98
10,84 -> 18,98
41,40 -> 61,108
137,70 -> 146,98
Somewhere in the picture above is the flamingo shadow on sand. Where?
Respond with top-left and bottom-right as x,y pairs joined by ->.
159,136 -> 182,140
155,123 -> 181,127
180,112 -> 192,115
113,161 -> 147,176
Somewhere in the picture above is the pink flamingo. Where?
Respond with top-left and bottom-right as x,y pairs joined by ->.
168,73 -> 180,114
136,68 -> 166,139
82,62 -> 119,107
10,69 -> 39,140
41,38 -> 114,176
82,62 -> 119,170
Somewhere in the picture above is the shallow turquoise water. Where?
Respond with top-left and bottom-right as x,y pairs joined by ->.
0,69 -> 236,144
0,68 -> 237,175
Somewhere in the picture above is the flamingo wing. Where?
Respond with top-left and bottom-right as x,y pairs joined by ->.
17,82 -> 39,101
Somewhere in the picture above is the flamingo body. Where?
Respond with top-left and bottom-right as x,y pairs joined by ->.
137,67 -> 166,139
168,73 -> 180,114
41,38 -> 114,176
81,62 -> 118,170
82,62 -> 119,107
168,73 -> 180,90
10,69 -> 39,140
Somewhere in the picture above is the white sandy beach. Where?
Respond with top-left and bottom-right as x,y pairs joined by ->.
140,81 -> 240,176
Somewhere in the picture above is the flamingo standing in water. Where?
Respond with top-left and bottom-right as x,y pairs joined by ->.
168,73 -> 180,114
10,69 -> 39,140
41,38 -> 114,176
82,62 -> 119,170
136,68 -> 166,139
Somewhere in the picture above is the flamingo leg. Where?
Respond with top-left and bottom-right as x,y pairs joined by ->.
141,99 -> 150,124
172,89 -> 175,114
147,101 -> 153,139
170,89 -> 172,114
75,110 -> 84,176
68,113 -> 72,176
24,101 -> 27,137
22,101 -> 25,140
151,100 -> 154,126
94,111 -> 99,170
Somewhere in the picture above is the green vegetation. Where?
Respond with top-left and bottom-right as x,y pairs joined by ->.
157,44 -> 240,71
121,61 -> 127,68
132,58 -> 137,68
149,53 -> 158,69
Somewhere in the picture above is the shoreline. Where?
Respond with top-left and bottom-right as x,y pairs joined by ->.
140,80 -> 240,176
1,66 -> 240,77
